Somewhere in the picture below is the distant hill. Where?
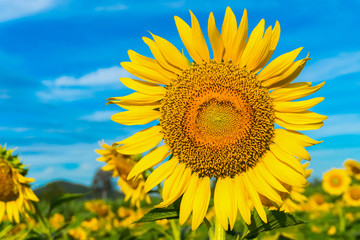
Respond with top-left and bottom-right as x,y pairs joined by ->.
34,180 -> 124,201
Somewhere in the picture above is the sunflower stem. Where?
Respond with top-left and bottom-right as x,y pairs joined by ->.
170,219 -> 181,240
214,217 -> 226,240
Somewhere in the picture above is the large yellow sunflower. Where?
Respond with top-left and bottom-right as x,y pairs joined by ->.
344,159 -> 360,180
96,142 -> 151,208
0,145 -> 39,223
109,7 -> 326,230
343,185 -> 360,207
322,169 -> 350,196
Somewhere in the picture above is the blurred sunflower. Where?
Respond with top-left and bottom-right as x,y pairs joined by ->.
343,185 -> 360,206
109,7 -> 326,230
96,142 -> 151,208
307,193 -> 331,212
344,159 -> 360,180
322,169 -> 350,196
0,145 -> 39,223
84,200 -> 112,217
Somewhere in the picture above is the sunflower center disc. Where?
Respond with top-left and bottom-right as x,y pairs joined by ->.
160,61 -> 275,178
0,161 -> 19,201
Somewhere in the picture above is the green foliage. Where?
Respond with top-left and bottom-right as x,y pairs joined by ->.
240,209 -> 305,239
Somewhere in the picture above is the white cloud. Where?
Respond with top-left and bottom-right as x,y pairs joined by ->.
0,127 -> 32,132
37,66 -> 129,102
95,4 -> 128,11
0,0 -> 57,22
0,90 -> 10,99
43,66 -> 128,87
307,114 -> 360,138
79,110 -> 118,122
301,51 -> 360,82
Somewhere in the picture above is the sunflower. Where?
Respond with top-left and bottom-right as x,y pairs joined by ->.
322,169 -> 350,196
0,145 -> 39,223
109,7 -> 326,230
343,185 -> 360,206
307,193 -> 332,212
96,142 -> 151,208
344,159 -> 360,180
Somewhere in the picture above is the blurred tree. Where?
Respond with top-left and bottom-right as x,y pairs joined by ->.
91,168 -> 113,200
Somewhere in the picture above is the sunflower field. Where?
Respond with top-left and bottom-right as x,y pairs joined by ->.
1,5 -> 360,240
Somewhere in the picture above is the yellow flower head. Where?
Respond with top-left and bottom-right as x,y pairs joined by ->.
69,227 -> 87,240
0,145 -> 39,223
307,193 -> 332,212
327,225 -> 336,236
109,7 -> 326,230
96,142 -> 151,208
344,159 -> 360,180
343,185 -> 360,206
49,213 -> 65,230
81,217 -> 100,232
84,200 -> 112,217
322,169 -> 350,196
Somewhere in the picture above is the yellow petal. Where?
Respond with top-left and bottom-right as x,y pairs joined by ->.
144,157 -> 179,193
221,7 -> 237,61
190,10 -> 210,62
234,175 -> 251,224
258,47 -> 302,81
127,145 -> 170,180
264,57 -> 311,89
161,164 -> 186,201
232,9 -> 248,64
174,16 -> 203,63
142,37 -> 182,74
275,129 -> 322,147
270,144 -> 305,175
275,110 -> 327,127
208,12 -> 225,62
274,130 -> 312,160
192,177 -> 211,230
256,20 -> 281,69
240,19 -> 265,68
111,109 -> 160,126
214,178 -> 237,231
275,118 -> 324,131
246,168 -> 282,205
114,125 -> 163,155
107,92 -> 162,106
22,187 -> 38,202
157,166 -> 192,208
248,26 -> 273,72
0,201 -> 5,222
12,201 -> 20,223
150,33 -> 189,70
179,173 -> 199,225
128,50 -> 177,78
270,82 -> 324,102
242,175 -> 267,223
274,97 -> 324,112
121,62 -> 171,85
262,152 -> 307,187
119,78 -> 167,96
6,202 -> 13,222
254,164 -> 289,193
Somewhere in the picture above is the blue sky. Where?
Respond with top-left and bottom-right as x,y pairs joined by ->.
1,0 -> 360,188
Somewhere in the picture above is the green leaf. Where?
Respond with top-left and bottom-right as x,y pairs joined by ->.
241,209 -> 306,239
134,205 -> 179,223
48,193 -> 85,217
